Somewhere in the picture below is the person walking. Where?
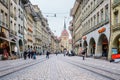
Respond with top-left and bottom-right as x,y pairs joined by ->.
46,51 -> 50,59
82,49 -> 86,60
23,49 -> 27,60
33,49 -> 36,59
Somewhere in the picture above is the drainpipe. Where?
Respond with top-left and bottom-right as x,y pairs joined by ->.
8,0 -> 12,58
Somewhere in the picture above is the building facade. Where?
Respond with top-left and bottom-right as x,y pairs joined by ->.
0,0 -> 10,59
0,0 -> 57,60
109,0 -> 120,59
70,0 -> 110,58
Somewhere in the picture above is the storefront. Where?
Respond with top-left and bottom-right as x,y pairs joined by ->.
89,38 -> 96,56
97,34 -> 108,57
109,34 -> 120,60
0,28 -> 10,60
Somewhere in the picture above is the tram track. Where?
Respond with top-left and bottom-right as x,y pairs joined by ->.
62,58 -> 120,80
0,57 -> 49,78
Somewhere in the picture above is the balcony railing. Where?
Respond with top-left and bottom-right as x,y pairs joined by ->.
35,35 -> 42,40
112,0 -> 120,8
111,23 -> 120,32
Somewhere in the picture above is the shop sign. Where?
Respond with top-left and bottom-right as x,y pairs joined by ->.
98,27 -> 106,33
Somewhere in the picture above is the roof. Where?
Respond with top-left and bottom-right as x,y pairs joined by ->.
61,29 -> 69,36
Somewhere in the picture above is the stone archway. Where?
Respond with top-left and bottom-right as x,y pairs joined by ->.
97,34 -> 108,57
10,39 -> 16,55
88,38 -> 96,56
112,34 -> 120,53
19,39 -> 23,52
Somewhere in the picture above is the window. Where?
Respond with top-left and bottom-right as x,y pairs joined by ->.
1,10 -> 3,22
18,24 -> 20,31
114,11 -> 119,24
101,9 -> 104,22
5,13 -> 7,27
94,15 -> 96,26
91,2 -> 93,9
105,4 -> 109,20
97,12 -> 99,24
94,0 -> 96,6
91,18 -> 93,27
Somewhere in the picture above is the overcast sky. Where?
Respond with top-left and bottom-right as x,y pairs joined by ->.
30,0 -> 75,38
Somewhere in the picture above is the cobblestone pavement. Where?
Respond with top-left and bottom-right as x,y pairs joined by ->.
0,54 -> 120,80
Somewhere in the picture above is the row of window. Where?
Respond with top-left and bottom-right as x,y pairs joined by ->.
82,0 -> 104,17
82,4 -> 109,30
0,10 -> 8,27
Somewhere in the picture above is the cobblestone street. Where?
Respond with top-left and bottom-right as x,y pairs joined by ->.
0,54 -> 120,80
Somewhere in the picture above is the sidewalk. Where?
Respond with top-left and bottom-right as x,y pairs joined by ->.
0,55 -> 46,71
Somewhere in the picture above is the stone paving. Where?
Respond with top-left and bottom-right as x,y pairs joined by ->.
0,54 -> 120,80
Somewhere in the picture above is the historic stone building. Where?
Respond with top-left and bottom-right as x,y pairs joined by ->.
109,0 -> 120,59
70,0 -> 110,58
0,0 -> 10,59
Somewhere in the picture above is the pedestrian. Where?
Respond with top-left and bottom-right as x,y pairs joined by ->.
23,49 -> 27,60
46,51 -> 50,59
14,46 -> 18,56
27,48 -> 30,59
82,49 -> 85,60
33,49 -> 36,59
55,51 -> 58,56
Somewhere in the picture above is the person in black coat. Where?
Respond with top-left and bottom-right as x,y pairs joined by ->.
46,51 -> 50,59
24,50 -> 27,60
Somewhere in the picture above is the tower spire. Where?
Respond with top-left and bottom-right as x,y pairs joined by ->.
64,17 -> 66,29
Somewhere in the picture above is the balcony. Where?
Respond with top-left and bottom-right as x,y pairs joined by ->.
111,23 -> 120,32
10,29 -> 17,36
0,20 -> 9,29
35,35 -> 42,40
112,0 -> 120,8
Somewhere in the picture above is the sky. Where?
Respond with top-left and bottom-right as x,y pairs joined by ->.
30,0 -> 75,38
